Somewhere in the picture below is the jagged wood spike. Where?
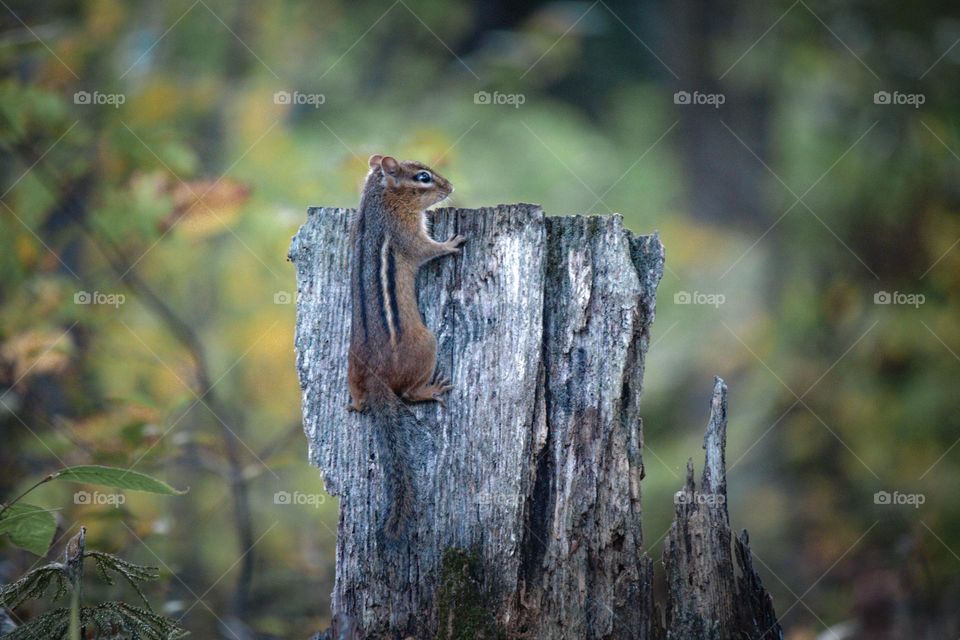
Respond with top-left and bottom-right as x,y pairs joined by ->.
662,378 -> 783,640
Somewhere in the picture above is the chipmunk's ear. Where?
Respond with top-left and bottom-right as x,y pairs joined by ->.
380,156 -> 401,186
368,154 -> 383,169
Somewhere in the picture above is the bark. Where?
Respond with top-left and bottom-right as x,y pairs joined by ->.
290,204 -> 781,640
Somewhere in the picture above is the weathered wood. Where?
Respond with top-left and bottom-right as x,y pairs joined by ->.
662,378 -> 783,640
290,204 -> 780,639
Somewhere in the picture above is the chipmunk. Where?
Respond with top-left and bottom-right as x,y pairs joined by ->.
347,154 -> 464,539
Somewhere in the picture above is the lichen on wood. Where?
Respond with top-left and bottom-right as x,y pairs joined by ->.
436,548 -> 502,640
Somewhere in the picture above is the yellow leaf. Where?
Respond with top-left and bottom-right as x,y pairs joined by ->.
160,177 -> 252,238
1,330 -> 74,383
15,234 -> 39,268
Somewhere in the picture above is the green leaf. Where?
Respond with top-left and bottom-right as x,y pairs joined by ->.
0,503 -> 57,556
53,466 -> 187,495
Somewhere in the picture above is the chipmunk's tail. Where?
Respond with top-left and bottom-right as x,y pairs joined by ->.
366,382 -> 416,540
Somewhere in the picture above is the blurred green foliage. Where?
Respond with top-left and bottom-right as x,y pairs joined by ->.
1,0 -> 959,637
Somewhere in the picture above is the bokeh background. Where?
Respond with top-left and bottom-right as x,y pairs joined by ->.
2,0 -> 959,638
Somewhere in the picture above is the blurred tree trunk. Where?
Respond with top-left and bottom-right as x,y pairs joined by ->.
666,1 -> 773,229
290,204 -> 782,639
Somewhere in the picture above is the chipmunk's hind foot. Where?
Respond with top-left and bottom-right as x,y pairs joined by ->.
403,373 -> 453,406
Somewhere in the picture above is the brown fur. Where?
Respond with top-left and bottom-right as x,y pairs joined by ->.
347,155 -> 464,538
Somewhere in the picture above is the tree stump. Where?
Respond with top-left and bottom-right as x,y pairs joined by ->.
289,204 -> 782,639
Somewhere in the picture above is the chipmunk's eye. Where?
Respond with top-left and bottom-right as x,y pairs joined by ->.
414,171 -> 432,184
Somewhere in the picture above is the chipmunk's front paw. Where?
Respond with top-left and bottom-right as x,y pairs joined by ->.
445,235 -> 466,253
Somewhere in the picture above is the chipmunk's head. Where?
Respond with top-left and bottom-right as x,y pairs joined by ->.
368,155 -> 453,210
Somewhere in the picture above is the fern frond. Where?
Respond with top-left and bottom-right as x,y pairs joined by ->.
1,606 -> 69,640
2,602 -> 189,640
0,562 -> 68,610
84,552 -> 158,608
86,601 -> 189,639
